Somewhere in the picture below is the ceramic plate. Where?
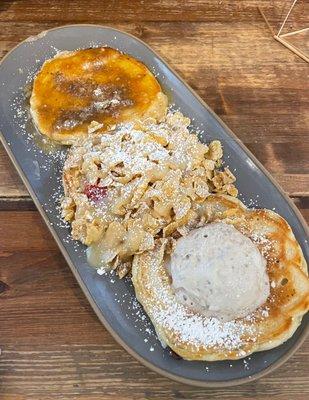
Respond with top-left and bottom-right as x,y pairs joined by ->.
0,25 -> 308,387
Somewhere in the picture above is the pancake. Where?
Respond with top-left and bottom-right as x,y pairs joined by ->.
132,194 -> 309,361
30,47 -> 168,144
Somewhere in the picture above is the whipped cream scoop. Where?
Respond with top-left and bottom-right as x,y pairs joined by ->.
170,222 -> 270,321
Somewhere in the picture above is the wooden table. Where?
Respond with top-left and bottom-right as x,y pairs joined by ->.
0,1 -> 308,399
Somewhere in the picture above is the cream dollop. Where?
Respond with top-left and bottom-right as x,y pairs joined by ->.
170,222 -> 270,321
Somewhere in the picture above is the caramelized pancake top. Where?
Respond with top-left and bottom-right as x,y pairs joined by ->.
30,47 -> 167,144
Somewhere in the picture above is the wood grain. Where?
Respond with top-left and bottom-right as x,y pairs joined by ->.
0,0 -> 307,24
0,1 -> 308,398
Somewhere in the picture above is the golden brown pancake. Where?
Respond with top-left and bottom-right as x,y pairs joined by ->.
132,194 -> 309,361
30,47 -> 168,144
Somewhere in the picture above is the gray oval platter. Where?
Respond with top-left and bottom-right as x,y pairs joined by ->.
0,25 -> 308,387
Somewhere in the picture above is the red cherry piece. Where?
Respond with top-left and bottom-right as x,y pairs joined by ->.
84,184 -> 108,201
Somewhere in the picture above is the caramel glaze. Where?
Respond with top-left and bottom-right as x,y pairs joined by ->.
30,47 -> 164,143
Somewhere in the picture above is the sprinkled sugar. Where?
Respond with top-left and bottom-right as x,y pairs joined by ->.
142,253 -> 263,352
153,300 -> 256,350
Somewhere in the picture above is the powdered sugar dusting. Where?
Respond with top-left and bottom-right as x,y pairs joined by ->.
157,304 -> 253,350
137,245 -> 269,355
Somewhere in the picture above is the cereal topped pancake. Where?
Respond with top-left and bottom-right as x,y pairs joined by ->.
30,47 -> 168,144
61,111 -> 237,277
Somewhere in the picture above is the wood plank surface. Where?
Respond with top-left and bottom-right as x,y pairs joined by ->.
0,1 -> 308,399
0,0 -> 308,24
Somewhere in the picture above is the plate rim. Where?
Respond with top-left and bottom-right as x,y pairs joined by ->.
0,23 -> 308,388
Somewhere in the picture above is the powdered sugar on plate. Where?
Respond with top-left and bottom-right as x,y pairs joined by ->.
151,282 -> 258,354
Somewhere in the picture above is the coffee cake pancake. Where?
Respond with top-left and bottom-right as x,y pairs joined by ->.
30,47 -> 168,144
